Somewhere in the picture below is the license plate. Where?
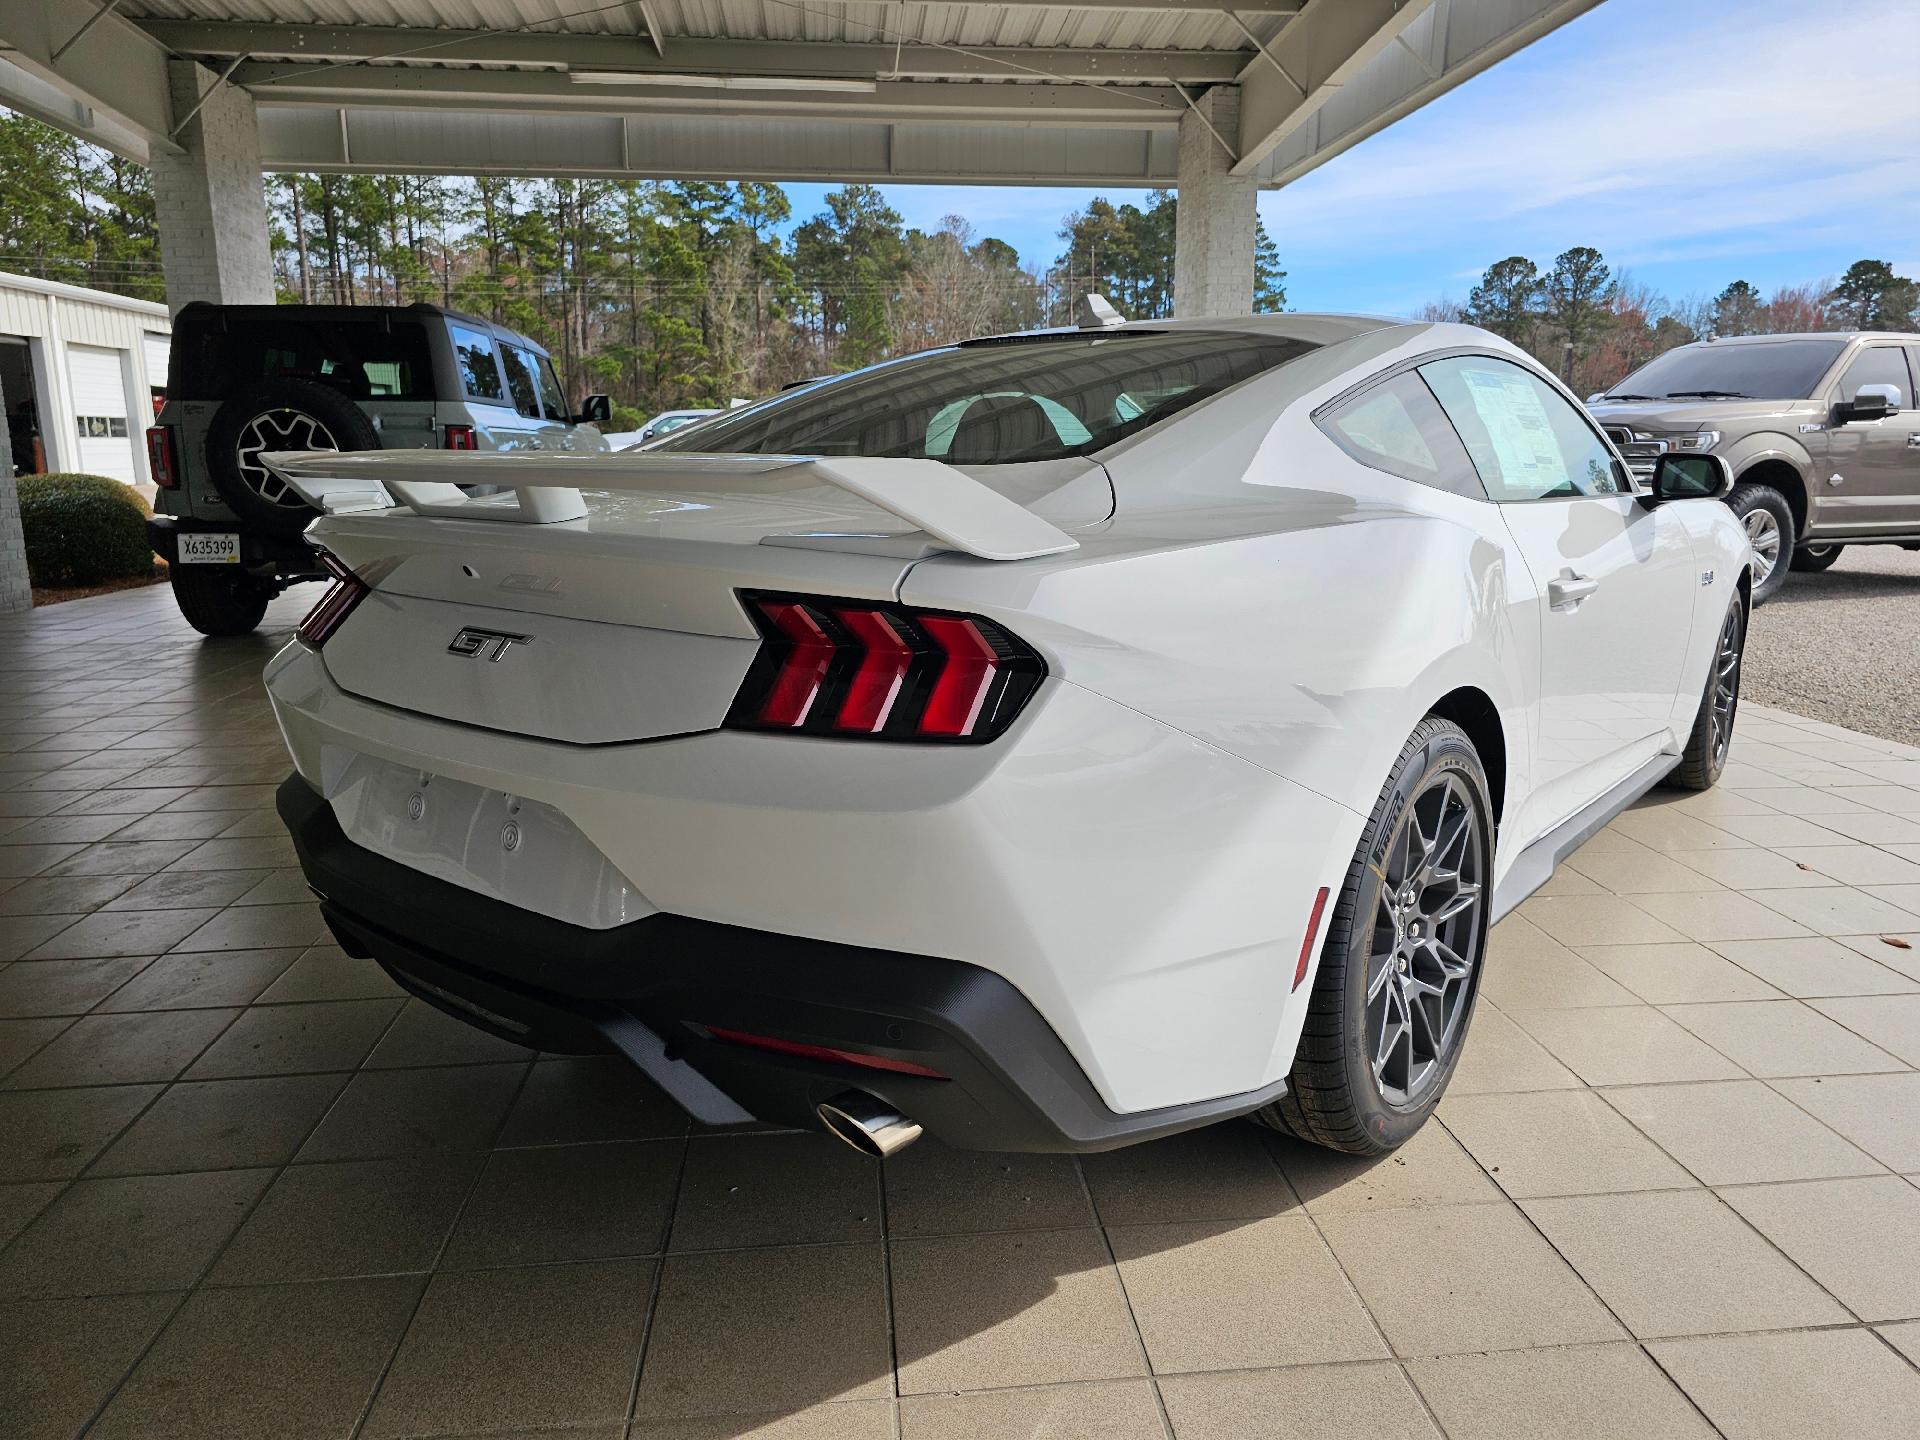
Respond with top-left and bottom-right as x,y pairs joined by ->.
178,532 -> 241,565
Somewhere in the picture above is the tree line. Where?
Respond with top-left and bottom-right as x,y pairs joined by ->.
1427,248 -> 1919,397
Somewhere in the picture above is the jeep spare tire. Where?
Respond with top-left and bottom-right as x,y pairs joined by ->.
204,378 -> 380,538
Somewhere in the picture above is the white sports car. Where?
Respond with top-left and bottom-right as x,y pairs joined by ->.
264,313 -> 1752,1159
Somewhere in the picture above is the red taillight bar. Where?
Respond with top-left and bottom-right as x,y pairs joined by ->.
444,423 -> 477,451
296,552 -> 371,649
703,1024 -> 948,1079
724,593 -> 1044,744
146,426 -> 178,489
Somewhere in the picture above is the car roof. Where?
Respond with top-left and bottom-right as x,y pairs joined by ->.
964,311 -> 1403,348
1685,331 -> 1910,345
173,301 -> 553,358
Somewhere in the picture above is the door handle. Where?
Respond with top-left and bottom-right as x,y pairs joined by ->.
1548,573 -> 1601,611
1907,433 -> 1920,448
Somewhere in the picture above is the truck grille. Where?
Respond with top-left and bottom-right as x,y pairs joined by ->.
1604,426 -> 1666,482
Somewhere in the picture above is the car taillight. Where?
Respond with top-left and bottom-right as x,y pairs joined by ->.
146,426 -> 178,489
725,593 -> 1044,744
296,552 -> 370,648
444,423 -> 477,450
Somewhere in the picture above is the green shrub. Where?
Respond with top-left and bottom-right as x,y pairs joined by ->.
18,472 -> 156,587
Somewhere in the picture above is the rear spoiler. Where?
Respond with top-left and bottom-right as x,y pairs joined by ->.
262,450 -> 1077,562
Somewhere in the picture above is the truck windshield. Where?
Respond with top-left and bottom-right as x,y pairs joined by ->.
1606,339 -> 1845,402
655,330 -> 1320,463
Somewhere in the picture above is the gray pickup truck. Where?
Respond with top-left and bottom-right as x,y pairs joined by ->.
146,302 -> 611,636
1590,332 -> 1920,601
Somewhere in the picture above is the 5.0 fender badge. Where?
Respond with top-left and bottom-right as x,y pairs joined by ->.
448,627 -> 534,662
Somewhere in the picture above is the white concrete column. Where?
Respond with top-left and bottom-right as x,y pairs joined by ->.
1173,87 -> 1258,319
150,60 -> 275,313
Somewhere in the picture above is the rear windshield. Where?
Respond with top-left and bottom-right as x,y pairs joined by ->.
656,331 -> 1321,463
171,314 -> 435,402
1605,339 -> 1846,402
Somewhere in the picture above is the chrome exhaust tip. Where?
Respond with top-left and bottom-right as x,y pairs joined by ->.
817,1091 -> 923,1158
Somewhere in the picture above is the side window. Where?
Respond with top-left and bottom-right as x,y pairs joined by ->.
534,354 -> 570,420
1837,346 -> 1911,409
1316,370 -> 1484,500
499,346 -> 543,419
451,326 -> 504,402
1420,355 -> 1624,502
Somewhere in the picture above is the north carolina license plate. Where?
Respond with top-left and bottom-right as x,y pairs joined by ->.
178,532 -> 241,565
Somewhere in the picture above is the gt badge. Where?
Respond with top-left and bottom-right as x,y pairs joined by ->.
1700,570 -> 1714,586
448,627 -> 533,662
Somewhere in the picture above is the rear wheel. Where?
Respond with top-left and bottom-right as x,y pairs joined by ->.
1726,484 -> 1795,603
1669,600 -> 1745,791
1790,543 -> 1843,573
170,565 -> 271,637
1254,717 -> 1491,1155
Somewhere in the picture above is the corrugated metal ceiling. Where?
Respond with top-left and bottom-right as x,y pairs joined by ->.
124,1 -> 1275,59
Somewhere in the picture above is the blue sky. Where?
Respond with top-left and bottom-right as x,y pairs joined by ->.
783,0 -> 1920,316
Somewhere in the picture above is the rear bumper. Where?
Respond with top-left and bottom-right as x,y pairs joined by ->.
281,774 -> 1286,1152
147,515 -> 325,581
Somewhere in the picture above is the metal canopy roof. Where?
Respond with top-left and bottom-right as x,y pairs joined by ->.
3,0 -> 1601,187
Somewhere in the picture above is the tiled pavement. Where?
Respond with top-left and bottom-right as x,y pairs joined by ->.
5,584 -> 1920,1440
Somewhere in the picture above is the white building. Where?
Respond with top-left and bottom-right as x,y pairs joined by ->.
1,272 -> 171,491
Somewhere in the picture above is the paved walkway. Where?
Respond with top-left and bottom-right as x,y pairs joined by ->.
4,584 -> 1920,1440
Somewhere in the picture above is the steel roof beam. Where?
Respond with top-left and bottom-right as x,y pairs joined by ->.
232,63 -> 1188,128
140,21 -> 1248,85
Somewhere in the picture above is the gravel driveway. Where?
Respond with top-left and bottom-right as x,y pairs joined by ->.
1744,544 -> 1920,745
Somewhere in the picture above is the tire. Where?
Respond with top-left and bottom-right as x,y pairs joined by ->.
1669,599 -> 1746,791
1253,717 -> 1492,1155
1725,484 -> 1795,604
203,378 -> 380,539
1790,543 -> 1843,573
170,565 -> 271,638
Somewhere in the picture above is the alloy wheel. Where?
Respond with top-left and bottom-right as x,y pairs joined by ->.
1743,509 -> 1782,583
236,409 -> 339,508
1709,605 -> 1744,768
1366,773 -> 1484,1107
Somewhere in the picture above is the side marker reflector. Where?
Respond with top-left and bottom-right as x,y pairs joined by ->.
1292,886 -> 1331,991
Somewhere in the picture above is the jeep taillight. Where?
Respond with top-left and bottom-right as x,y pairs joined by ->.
146,426 -> 178,489
444,424 -> 477,451
296,552 -> 370,649
724,593 -> 1044,743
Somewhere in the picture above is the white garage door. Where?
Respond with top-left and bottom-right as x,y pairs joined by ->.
143,331 -> 171,399
67,343 -> 136,483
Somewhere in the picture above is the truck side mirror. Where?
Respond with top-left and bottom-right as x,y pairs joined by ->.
1836,383 -> 1899,424
575,394 -> 612,427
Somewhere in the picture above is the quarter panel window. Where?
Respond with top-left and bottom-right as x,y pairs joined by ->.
1838,347 -> 1911,409
1421,356 -> 1624,502
451,326 -> 505,402
1317,371 -> 1484,499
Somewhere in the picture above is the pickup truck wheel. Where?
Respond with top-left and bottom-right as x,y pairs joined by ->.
1725,485 -> 1795,604
204,378 -> 380,539
1253,717 -> 1490,1156
170,565 -> 271,638
1790,544 -> 1843,573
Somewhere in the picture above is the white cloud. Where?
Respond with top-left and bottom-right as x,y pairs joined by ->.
1262,0 -> 1920,285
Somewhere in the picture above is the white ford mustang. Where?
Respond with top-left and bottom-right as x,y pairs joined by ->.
263,313 -> 1752,1158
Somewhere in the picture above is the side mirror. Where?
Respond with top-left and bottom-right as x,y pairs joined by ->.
575,393 -> 612,427
1648,452 -> 1733,504
1836,383 -> 1899,424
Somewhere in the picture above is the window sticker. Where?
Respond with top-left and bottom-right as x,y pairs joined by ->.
1461,366 -> 1569,496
